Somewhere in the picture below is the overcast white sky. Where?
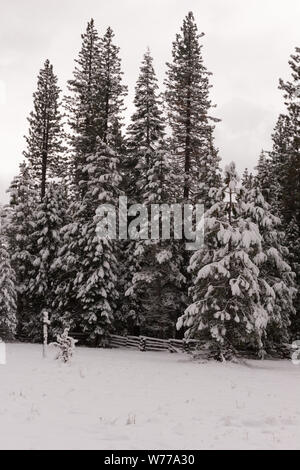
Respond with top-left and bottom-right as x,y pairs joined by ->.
0,0 -> 299,202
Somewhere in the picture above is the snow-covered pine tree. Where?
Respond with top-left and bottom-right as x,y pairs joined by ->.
12,60 -> 65,336
129,49 -> 165,144
239,182 -> 296,347
55,140 -> 122,342
51,201 -> 79,333
0,209 -> 17,338
277,47 -> 300,226
263,48 -> 300,334
66,22 -> 126,193
193,130 -> 221,209
126,144 -> 186,338
66,19 -> 101,182
264,50 -> 300,225
123,50 -> 185,337
99,27 -> 127,144
165,11 -> 220,205
267,114 -> 292,216
126,49 -> 165,199
242,168 -> 254,189
67,29 -> 128,334
164,12 -> 221,330
24,60 -> 65,199
255,150 -> 273,203
178,162 -> 273,358
22,182 -> 68,340
6,163 -> 39,335
57,22 -> 126,340
285,218 -> 300,336
121,49 -> 165,333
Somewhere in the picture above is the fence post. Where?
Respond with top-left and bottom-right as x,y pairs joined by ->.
42,310 -> 50,358
168,339 -> 176,353
139,336 -> 146,352
183,339 -> 190,353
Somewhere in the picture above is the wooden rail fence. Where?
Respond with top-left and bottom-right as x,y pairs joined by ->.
108,334 -> 203,353
107,334 -> 292,359
15,330 -> 293,359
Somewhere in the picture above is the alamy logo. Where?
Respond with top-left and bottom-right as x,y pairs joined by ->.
95,196 -> 205,251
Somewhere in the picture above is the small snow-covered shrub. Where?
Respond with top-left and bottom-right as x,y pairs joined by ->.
51,329 -> 78,363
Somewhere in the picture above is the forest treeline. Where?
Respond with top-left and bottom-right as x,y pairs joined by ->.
0,12 -> 299,358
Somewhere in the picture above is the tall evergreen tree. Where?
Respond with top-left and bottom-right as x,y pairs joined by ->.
239,183 -> 296,346
0,242 -> 17,339
264,48 -> 300,334
285,217 -> 300,336
266,50 -> 300,225
124,50 -> 185,337
24,182 -> 68,339
178,162 -> 294,357
264,114 -> 289,218
24,60 -> 64,199
255,150 -> 273,203
178,163 -> 263,355
277,47 -> 300,225
58,21 -> 127,339
99,27 -> 127,144
126,146 -> 186,337
126,49 -> 165,197
164,12 -> 221,336
128,49 -> 165,146
10,60 -> 66,338
165,11 -> 220,204
242,168 -> 254,189
0,209 -> 17,338
121,49 -> 166,333
6,163 -> 38,334
54,140 -> 122,341
66,19 -> 102,194
66,21 -> 126,191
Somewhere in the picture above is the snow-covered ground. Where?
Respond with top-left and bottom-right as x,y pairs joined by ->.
0,343 -> 299,450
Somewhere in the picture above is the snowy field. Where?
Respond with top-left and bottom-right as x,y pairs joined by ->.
0,343 -> 299,450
